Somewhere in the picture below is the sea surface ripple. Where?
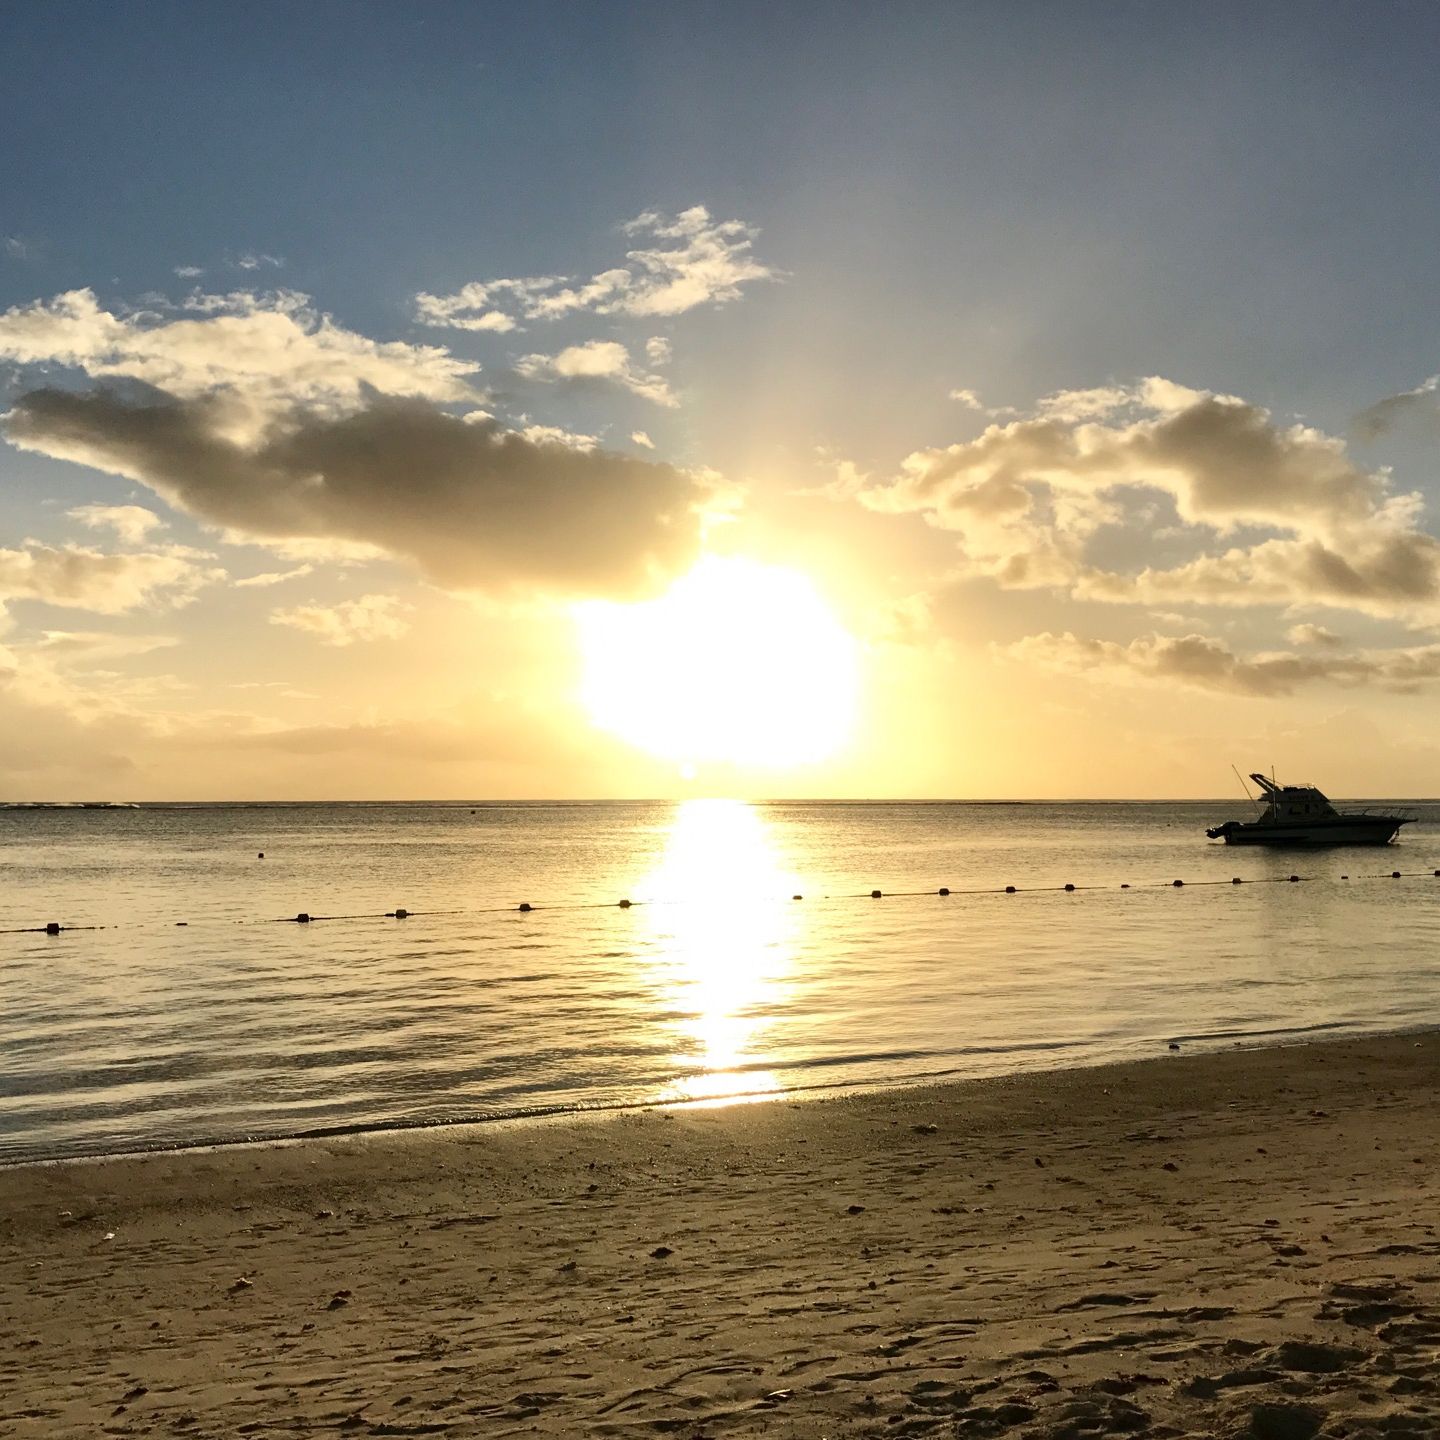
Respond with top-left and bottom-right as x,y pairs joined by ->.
3,798 -> 1439,1164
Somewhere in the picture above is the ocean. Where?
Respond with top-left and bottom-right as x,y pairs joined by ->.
4,798 -> 1439,1165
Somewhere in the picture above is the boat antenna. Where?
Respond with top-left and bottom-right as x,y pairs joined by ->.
1232,764 -> 1262,816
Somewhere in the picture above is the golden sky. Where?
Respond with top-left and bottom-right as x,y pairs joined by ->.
4,7 -> 1440,798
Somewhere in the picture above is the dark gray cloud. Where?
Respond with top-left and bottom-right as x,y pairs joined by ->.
4,388 -> 707,597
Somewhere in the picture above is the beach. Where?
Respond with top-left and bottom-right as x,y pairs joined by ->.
2,1035 -> 1437,1439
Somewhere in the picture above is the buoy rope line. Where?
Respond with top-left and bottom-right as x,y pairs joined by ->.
7,867 -> 1440,936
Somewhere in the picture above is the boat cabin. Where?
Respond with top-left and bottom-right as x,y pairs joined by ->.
1250,774 -> 1339,822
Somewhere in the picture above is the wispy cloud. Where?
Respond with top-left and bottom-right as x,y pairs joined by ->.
0,541 -> 220,614
233,563 -> 314,588
518,423 -> 599,452
25,630 -> 180,660
0,288 -> 479,427
1007,628 -> 1440,697
66,503 -> 167,545
269,593 -> 411,646
1286,622 -> 1344,647
415,205 -> 777,332
1356,374 -> 1440,438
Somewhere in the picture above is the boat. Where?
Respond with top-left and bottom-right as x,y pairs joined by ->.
1205,774 -> 1412,846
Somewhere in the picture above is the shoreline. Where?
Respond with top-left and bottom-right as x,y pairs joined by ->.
5,1018 -> 1437,1175
2,1034 -> 1438,1436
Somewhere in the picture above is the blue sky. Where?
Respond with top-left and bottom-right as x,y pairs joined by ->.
11,2 -> 1440,419
3,3 -> 1440,797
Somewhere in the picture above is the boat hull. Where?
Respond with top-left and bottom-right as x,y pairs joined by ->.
1213,820 -> 1405,846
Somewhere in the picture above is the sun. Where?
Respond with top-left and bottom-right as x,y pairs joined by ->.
574,555 -> 860,769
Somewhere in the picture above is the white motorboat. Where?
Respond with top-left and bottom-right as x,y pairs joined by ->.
1205,774 -> 1412,846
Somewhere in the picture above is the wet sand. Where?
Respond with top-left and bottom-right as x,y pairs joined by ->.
2,1035 -> 1438,1438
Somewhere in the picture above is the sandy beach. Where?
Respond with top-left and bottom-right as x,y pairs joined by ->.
2,1036 -> 1438,1439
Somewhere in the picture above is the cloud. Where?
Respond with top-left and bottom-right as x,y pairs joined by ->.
518,423 -> 599,451
1356,374 -> 1440,438
66,503 -> 166,544
235,252 -> 282,271
1006,628 -> 1440,697
862,377 -> 1440,620
802,446 -> 872,501
1034,384 -> 1136,422
413,279 -> 532,333
0,541 -> 220,614
631,430 -> 654,449
233,563 -> 314,588
25,630 -> 179,660
948,388 -> 982,410
645,336 -> 672,366
4,389 -> 708,597
0,635 -> 177,729
269,593 -> 411,646
173,265 -> 204,279
515,339 -> 676,407
218,532 -> 385,564
0,288 -> 479,428
1286,622 -> 1344,647
1074,531 -> 1440,615
415,205 -> 776,331
224,717 -> 480,760
5,236 -> 33,261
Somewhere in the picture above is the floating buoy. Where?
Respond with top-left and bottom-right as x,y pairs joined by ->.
175,921 -> 187,927
871,889 -> 882,898
295,912 -> 311,923
1433,870 -> 1439,878
1005,885 -> 1016,894
1392,871 -> 1402,879
1120,883 -> 1130,889
393,908 -> 409,919
938,887 -> 950,896
1232,877 -> 1243,884
792,894 -> 803,901
257,852 -> 264,859
45,921 -> 61,935
1064,883 -> 1075,892
1168,1041 -> 1181,1052
1288,875 -> 1300,883
618,898 -> 632,909
1172,879 -> 1184,888
518,902 -> 532,912
1341,874 -> 1349,880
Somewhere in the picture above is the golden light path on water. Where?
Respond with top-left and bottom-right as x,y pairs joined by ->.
638,799 -> 803,1106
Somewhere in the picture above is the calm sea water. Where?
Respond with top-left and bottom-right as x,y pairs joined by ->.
3,798 -> 1439,1165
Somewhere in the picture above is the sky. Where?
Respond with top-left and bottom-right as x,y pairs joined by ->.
4,1 -> 1440,799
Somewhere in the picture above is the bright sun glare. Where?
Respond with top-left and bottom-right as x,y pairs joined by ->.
575,556 -> 859,770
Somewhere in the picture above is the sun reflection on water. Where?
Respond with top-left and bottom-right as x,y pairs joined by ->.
640,799 -> 802,1105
